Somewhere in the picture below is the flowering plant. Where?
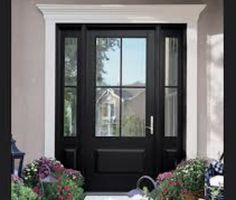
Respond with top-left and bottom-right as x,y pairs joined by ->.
150,159 -> 207,200
32,174 -> 85,200
11,174 -> 23,184
156,171 -> 173,184
22,157 -> 85,200
23,157 -> 65,187
150,175 -> 182,200
175,159 -> 207,193
11,175 -> 38,200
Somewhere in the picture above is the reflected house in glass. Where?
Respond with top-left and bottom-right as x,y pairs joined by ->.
96,86 -> 145,137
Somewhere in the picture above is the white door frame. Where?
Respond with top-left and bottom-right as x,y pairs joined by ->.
37,4 -> 206,159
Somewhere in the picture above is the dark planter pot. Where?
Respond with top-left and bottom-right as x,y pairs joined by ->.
180,190 -> 204,200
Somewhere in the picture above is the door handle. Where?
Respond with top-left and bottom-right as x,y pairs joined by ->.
146,115 -> 154,135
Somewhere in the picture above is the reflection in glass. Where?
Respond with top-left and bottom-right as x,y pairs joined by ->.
165,37 -> 178,86
65,38 -> 78,86
64,88 -> 77,136
122,38 -> 146,86
165,88 -> 178,137
121,88 -> 146,137
96,38 -> 121,86
96,88 -> 120,137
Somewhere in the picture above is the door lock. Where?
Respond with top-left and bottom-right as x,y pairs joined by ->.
146,115 -> 154,135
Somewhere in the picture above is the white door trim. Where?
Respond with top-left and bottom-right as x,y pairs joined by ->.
37,4 -> 206,159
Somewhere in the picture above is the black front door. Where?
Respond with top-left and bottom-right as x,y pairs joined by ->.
55,24 -> 186,192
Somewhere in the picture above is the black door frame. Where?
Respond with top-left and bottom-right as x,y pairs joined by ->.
55,24 -> 186,190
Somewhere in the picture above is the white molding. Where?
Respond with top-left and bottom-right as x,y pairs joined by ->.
37,4 -> 206,159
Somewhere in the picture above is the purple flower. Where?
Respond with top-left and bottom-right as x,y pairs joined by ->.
63,168 -> 83,181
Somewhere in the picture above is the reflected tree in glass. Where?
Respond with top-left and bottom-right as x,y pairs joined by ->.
121,89 -> 146,137
64,88 -> 77,136
65,38 -> 78,86
96,38 -> 121,86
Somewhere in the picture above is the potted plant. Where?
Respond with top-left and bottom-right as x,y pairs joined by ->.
11,175 -> 38,200
175,159 -> 207,200
22,157 -> 85,200
149,171 -> 182,200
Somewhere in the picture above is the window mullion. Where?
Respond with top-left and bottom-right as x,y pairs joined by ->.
119,37 -> 123,137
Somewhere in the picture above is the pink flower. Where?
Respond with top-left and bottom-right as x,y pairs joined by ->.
11,175 -> 23,183
57,195 -> 63,200
32,186 -> 40,194
64,185 -> 71,191
53,162 -> 64,172
66,193 -> 73,200
156,171 -> 173,183
181,189 -> 188,193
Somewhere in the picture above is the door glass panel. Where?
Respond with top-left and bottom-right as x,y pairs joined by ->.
65,38 -> 78,86
122,38 -> 146,86
64,37 -> 78,137
164,88 -> 178,137
96,38 -> 121,86
121,88 -> 146,137
96,88 -> 120,137
165,37 -> 178,86
95,37 -> 147,137
64,87 -> 77,137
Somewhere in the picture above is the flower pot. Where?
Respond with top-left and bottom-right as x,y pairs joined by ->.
180,190 -> 204,200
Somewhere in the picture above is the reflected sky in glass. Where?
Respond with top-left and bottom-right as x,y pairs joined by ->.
122,38 -> 146,86
96,38 -> 146,87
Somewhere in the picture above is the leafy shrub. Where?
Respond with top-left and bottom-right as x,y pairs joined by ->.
175,159 -> 207,193
22,157 -> 85,200
150,159 -> 207,200
150,174 -> 182,200
32,174 -> 84,200
11,175 -> 38,200
22,157 -> 65,188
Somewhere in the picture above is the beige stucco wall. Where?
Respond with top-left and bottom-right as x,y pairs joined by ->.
12,0 -> 223,164
197,0 -> 224,160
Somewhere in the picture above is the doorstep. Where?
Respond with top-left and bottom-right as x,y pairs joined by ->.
85,192 -> 139,200
85,196 -> 131,200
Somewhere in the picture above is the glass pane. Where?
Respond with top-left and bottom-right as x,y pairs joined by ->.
165,37 -> 178,86
64,88 -> 77,136
122,38 -> 146,86
96,38 -> 121,86
164,88 -> 178,137
65,38 -> 78,86
96,88 -> 120,137
121,88 -> 146,137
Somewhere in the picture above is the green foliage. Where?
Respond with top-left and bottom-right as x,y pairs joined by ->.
150,175 -> 182,200
11,182 -> 38,200
210,186 -> 223,200
150,159 -> 207,200
122,114 -> 144,136
22,157 -> 85,200
175,159 -> 207,193
40,174 -> 85,200
23,160 -> 40,188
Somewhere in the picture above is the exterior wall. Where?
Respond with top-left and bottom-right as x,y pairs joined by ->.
12,0 -> 223,164
197,0 -> 224,160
